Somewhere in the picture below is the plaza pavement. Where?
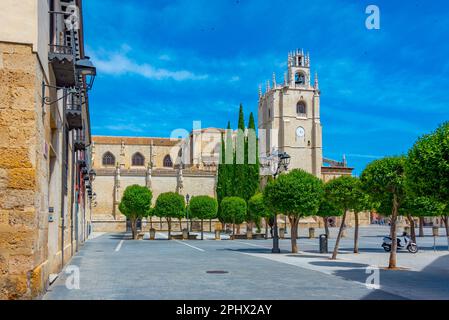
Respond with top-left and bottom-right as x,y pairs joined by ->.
43,226 -> 449,300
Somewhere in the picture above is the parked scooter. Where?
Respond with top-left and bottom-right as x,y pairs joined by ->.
382,232 -> 418,254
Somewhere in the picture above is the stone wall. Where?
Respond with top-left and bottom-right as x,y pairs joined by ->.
0,43 -> 47,299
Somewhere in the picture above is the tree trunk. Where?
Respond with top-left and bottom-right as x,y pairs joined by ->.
179,219 -> 183,232
354,212 -> 359,254
237,224 -> 241,235
389,195 -> 399,269
289,216 -> 299,253
210,219 -> 212,232
407,214 -> 417,243
167,218 -> 172,239
149,217 -> 153,230
131,218 -> 138,240
331,210 -> 347,260
232,221 -> 235,239
442,215 -> 449,250
201,219 -> 204,240
323,217 -> 330,239
265,218 -> 269,239
419,217 -> 425,237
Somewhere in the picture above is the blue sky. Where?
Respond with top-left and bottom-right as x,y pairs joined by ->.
83,0 -> 449,175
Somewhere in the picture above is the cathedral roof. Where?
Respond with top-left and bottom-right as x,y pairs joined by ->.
92,136 -> 181,147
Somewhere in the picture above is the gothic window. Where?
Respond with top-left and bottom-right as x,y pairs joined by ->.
102,152 -> 115,167
295,72 -> 305,85
297,102 -> 307,116
132,152 -> 145,167
163,155 -> 173,168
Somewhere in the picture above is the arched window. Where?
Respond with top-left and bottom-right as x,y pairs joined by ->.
132,152 -> 145,167
163,155 -> 173,168
297,102 -> 307,116
295,72 -> 305,85
102,152 -> 115,167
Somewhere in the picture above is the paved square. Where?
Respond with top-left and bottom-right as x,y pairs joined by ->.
44,226 -> 449,300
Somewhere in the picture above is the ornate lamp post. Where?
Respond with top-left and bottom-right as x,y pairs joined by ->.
186,194 -> 191,233
271,151 -> 291,254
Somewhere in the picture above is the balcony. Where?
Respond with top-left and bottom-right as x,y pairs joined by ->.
74,130 -> 86,152
65,94 -> 83,131
49,44 -> 76,87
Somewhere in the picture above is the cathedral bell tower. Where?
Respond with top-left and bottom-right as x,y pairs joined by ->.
258,49 -> 323,177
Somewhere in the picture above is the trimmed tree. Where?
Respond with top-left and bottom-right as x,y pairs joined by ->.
118,185 -> 152,240
317,194 -> 343,239
406,122 -> 449,246
189,196 -> 218,240
325,176 -> 360,259
248,193 -> 272,234
400,196 -> 446,243
245,112 -> 260,201
264,169 -> 324,253
154,192 -> 185,239
361,156 -> 407,269
221,197 -> 247,236
351,181 -> 373,254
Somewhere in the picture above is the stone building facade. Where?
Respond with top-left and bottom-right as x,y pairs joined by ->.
0,0 -> 96,299
90,50 -> 370,233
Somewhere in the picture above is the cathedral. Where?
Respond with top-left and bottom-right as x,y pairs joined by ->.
90,50 -> 366,232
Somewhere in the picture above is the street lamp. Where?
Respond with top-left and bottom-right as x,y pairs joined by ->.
271,151 -> 291,254
186,194 -> 190,233
75,57 -> 97,91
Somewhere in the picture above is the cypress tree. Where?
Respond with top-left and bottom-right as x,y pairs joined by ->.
216,132 -> 227,214
246,112 -> 260,199
225,121 -> 235,197
234,104 -> 247,198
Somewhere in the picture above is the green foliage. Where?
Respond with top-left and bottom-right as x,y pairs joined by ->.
246,112 -> 260,200
220,197 -> 247,224
324,176 -> 360,212
188,196 -> 218,220
400,196 -> 446,218
406,122 -> 449,204
263,169 -> 324,217
317,196 -> 343,218
118,185 -> 152,219
154,192 -> 185,220
248,193 -> 272,223
216,106 -> 260,203
361,156 -> 407,212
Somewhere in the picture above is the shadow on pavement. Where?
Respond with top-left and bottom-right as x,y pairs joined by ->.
309,261 -> 370,268
334,254 -> 449,300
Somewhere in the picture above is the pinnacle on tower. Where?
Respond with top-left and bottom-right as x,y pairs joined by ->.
272,72 -> 277,88
314,72 -> 319,90
266,80 -> 271,92
258,84 -> 262,98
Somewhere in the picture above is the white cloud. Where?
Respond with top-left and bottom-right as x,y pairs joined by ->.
91,49 -> 208,81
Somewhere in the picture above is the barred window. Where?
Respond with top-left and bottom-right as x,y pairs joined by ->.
297,102 -> 307,116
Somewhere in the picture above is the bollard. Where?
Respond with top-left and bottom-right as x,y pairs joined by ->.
309,227 -> 315,239
433,226 -> 440,237
149,228 -> 156,240
279,228 -> 285,239
182,228 -> 189,240
247,230 -> 253,240
215,229 -> 221,240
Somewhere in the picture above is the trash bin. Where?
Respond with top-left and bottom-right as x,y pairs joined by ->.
319,234 -> 328,254
149,228 -> 156,240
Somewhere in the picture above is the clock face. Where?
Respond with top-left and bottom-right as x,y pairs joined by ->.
296,127 -> 305,138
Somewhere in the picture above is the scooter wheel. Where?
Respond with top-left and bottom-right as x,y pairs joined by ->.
383,245 -> 391,252
408,244 -> 419,254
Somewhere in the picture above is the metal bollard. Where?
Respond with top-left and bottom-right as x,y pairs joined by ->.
319,234 -> 328,254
